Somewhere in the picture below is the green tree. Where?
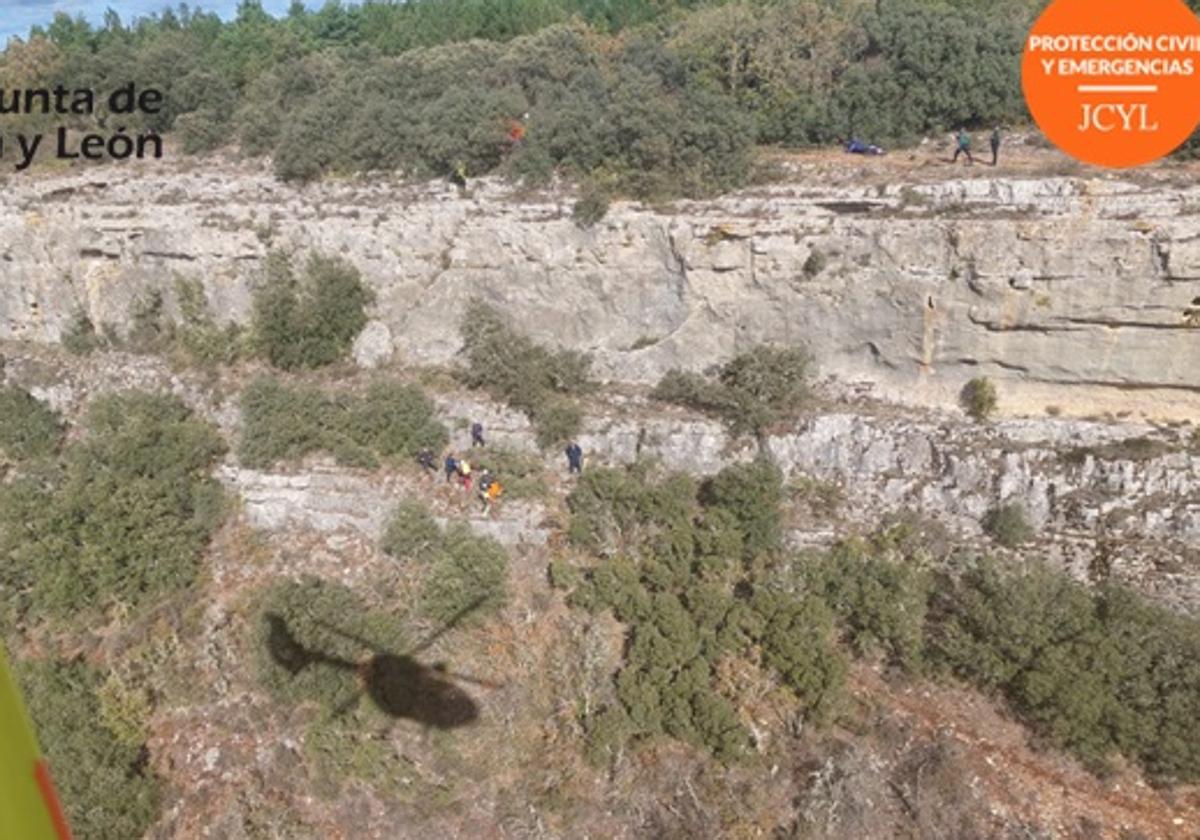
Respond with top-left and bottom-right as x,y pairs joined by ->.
252,252 -> 374,370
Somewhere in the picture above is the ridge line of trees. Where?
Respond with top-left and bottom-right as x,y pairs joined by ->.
9,0 -> 1146,195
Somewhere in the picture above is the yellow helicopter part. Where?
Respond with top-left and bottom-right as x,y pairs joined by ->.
0,645 -> 72,840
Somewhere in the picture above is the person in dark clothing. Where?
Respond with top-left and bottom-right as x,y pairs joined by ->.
418,448 -> 436,476
989,127 -> 1002,166
953,129 -> 974,165
471,422 -> 485,448
565,442 -> 583,474
444,454 -> 458,483
845,137 -> 884,155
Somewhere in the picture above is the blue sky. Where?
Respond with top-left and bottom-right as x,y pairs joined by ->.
1,1 -> 305,43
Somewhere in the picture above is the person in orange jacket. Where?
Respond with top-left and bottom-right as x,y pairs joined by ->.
505,113 -> 528,152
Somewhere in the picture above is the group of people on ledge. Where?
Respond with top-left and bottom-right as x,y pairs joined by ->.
416,421 -> 584,516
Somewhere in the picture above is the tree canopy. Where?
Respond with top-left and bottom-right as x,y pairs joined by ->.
3,0 -> 1116,193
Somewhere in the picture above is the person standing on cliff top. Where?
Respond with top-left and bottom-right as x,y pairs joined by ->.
450,160 -> 468,194
953,129 -> 974,165
990,127 -> 1002,166
505,113 -> 528,152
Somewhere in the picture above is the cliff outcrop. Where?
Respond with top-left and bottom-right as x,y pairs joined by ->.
2,163 -> 1198,420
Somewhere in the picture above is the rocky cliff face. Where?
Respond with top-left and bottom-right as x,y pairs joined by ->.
4,349 -> 1196,614
2,163 -> 1198,420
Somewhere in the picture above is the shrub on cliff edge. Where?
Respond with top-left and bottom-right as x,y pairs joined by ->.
252,252 -> 374,370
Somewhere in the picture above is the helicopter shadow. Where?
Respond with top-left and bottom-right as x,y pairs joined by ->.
264,596 -> 501,730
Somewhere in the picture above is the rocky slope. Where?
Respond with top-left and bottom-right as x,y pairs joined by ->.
2,160 -> 1198,420
3,158 -> 1199,837
5,347 -> 1197,616
4,344 -> 1199,839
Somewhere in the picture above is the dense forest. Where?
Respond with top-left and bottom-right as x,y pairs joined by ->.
0,0 -> 1046,195
4,0 -> 1198,194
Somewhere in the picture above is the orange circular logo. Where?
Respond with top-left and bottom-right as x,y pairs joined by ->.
1022,0 -> 1200,168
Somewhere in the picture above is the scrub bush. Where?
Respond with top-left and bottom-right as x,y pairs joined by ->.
0,392 -> 225,621
238,379 -> 447,469
0,386 -> 62,461
961,376 -> 998,420
804,542 -> 931,673
562,459 -> 845,763
61,308 -> 106,355
565,463 -> 696,556
256,575 -> 409,712
381,499 -> 442,561
379,503 -> 510,626
928,559 -> 1200,780
572,182 -> 610,228
17,658 -> 165,840
172,277 -> 245,367
251,252 -> 374,370
750,588 -> 846,723
653,345 -> 812,438
459,301 -> 591,447
700,458 -> 785,560
421,523 -> 509,626
983,503 -> 1034,548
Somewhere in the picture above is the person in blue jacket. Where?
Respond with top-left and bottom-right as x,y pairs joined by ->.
565,441 -> 583,474
845,137 -> 884,155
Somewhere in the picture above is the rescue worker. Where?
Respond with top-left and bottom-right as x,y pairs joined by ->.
484,476 -> 503,515
478,469 -> 496,513
450,160 -> 467,192
953,129 -> 974,165
565,441 -> 583,475
418,448 -> 436,476
505,113 -> 528,150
